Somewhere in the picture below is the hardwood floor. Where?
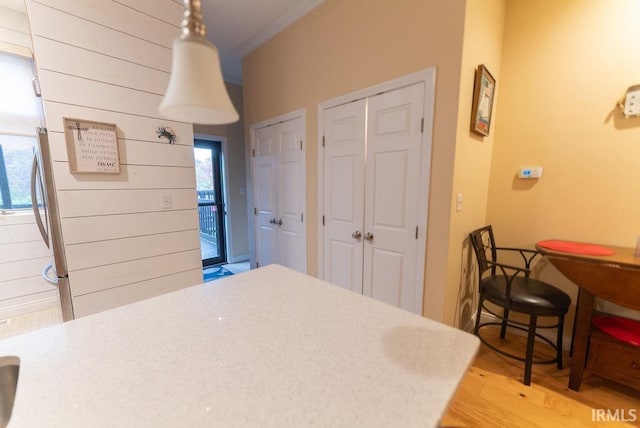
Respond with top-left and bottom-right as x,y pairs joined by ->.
0,306 -> 62,340
443,326 -> 640,427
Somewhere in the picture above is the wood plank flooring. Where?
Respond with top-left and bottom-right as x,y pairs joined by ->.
0,306 -> 61,340
443,326 -> 639,427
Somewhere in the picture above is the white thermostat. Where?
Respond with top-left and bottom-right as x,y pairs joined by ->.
518,167 -> 543,179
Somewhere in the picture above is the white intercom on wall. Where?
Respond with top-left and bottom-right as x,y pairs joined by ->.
621,85 -> 640,117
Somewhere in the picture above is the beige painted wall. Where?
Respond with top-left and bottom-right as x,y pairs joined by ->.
487,0 -> 640,319
446,0 -> 506,327
243,0 -> 467,321
194,82 -> 249,261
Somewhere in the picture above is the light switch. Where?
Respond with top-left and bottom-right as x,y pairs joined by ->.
456,193 -> 463,212
161,194 -> 172,209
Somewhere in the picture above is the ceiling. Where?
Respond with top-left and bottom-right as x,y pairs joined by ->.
199,0 -> 324,85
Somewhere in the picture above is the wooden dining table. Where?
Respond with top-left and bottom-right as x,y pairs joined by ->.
535,240 -> 640,391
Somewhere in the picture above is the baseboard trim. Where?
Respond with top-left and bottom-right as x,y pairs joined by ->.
228,254 -> 249,264
0,296 -> 59,320
474,311 -> 573,351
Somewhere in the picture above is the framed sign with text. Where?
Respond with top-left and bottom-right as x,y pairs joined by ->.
63,117 -> 120,174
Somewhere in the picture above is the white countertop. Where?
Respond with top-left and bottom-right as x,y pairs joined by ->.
0,265 -> 479,427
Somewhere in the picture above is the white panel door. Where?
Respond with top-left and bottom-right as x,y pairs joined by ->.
363,83 -> 425,311
253,125 -> 278,267
275,117 -> 306,273
252,114 -> 307,272
322,100 -> 366,293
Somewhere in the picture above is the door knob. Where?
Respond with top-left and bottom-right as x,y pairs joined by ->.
277,219 -> 283,226
269,218 -> 276,225
364,232 -> 374,241
352,230 -> 362,240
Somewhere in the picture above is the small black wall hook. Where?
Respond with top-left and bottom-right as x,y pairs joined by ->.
156,127 -> 176,144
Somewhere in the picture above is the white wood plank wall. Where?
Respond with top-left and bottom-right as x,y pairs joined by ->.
24,0 -> 203,317
0,1 -> 31,56
0,214 -> 58,318
0,2 -> 56,318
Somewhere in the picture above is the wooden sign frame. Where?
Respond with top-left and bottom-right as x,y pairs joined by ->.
63,117 -> 120,174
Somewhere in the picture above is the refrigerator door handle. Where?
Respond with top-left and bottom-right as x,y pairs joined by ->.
42,262 -> 58,286
31,153 -> 49,248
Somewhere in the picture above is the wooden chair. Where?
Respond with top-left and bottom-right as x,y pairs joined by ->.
469,225 -> 571,385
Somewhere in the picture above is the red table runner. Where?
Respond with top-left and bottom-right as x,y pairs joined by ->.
536,239 -> 615,256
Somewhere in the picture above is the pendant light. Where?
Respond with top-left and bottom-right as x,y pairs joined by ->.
159,0 -> 239,125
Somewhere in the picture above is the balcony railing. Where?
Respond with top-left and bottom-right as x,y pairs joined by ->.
197,190 -> 217,240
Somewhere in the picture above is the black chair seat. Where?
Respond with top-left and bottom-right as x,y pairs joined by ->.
481,276 -> 571,316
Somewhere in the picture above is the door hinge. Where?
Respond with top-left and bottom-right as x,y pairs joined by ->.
415,226 -> 419,239
256,261 -> 259,268
322,215 -> 325,226
301,213 -> 304,222
420,118 -> 424,133
322,136 -> 325,147
300,140 -> 303,150
252,148 -> 255,157
254,207 -> 257,215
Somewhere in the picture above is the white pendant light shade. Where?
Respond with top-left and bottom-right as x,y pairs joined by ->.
159,37 -> 238,125
158,0 -> 239,125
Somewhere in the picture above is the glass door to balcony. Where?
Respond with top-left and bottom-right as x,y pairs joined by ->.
194,139 -> 226,266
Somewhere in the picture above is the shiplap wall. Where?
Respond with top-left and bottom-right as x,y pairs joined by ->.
25,0 -> 203,317
0,0 -> 31,55
0,1 -> 57,317
0,214 -> 58,317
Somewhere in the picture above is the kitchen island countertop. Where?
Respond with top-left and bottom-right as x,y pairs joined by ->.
0,265 -> 478,427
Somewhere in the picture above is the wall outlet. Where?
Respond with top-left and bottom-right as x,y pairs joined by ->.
161,194 -> 172,209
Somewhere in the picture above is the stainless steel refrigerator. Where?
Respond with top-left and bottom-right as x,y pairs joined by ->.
30,127 -> 74,321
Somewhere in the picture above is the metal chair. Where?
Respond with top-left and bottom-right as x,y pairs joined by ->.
468,225 -> 571,385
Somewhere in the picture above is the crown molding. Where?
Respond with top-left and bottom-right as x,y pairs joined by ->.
232,0 -> 324,58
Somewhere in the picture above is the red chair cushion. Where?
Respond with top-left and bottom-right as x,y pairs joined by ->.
592,316 -> 640,347
536,240 -> 615,256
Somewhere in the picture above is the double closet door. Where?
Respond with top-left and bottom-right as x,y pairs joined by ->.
253,116 -> 306,273
322,83 -> 426,313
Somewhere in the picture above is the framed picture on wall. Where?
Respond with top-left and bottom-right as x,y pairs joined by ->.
470,64 -> 496,136
63,117 -> 120,174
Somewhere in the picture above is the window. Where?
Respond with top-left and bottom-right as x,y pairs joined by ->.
0,51 -> 44,209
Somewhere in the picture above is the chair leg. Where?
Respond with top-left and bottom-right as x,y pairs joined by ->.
556,314 -> 565,370
500,308 -> 510,339
524,314 -> 538,386
474,297 -> 484,335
